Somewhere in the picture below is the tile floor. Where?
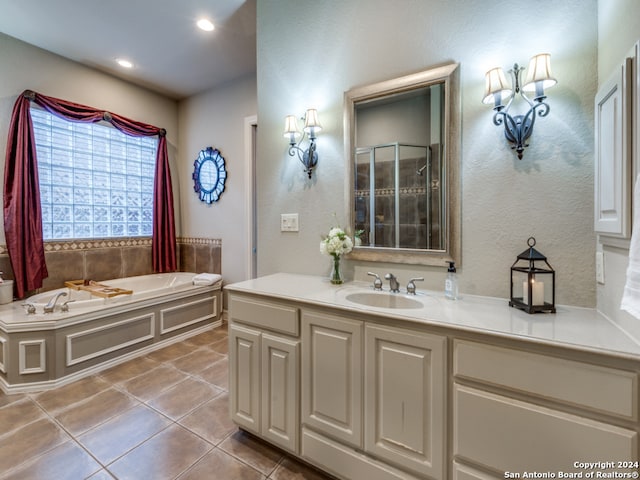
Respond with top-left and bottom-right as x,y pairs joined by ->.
0,323 -> 335,480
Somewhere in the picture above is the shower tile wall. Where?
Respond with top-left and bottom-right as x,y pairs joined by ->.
0,237 -> 221,298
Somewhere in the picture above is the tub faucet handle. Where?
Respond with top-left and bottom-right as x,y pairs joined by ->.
22,303 -> 36,314
367,272 -> 383,290
61,299 -> 75,313
406,277 -> 424,295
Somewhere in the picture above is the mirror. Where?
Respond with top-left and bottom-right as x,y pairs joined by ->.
193,146 -> 227,204
345,63 -> 460,266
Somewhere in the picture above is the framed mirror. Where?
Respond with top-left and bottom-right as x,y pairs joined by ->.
344,62 -> 460,266
193,146 -> 227,204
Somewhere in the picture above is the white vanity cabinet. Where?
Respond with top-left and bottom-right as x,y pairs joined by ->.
228,295 -> 300,453
300,308 -> 446,480
452,340 -> 639,477
364,324 -> 446,479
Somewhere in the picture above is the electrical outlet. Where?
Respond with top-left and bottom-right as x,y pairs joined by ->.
281,213 -> 299,232
595,251 -> 604,284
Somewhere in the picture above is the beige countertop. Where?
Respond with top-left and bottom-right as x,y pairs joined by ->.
226,273 -> 640,361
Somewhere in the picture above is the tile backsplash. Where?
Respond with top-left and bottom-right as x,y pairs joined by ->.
0,237 -> 221,297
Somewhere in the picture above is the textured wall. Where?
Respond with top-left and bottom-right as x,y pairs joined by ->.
256,0 -> 597,306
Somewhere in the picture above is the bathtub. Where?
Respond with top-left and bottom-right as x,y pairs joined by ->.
25,272 -> 216,314
0,272 -> 223,394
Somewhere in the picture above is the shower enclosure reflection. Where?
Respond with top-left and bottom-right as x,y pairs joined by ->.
354,142 -> 444,250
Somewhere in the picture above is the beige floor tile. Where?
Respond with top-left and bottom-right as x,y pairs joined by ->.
197,357 -> 229,390
77,404 -> 172,465
0,417 -> 68,473
270,457 -> 338,480
144,341 -> 196,362
32,375 -> 110,414
171,347 -> 226,375
0,398 -> 46,436
178,447 -> 265,480
55,388 -> 138,436
107,424 -> 212,480
98,355 -> 159,384
120,364 -> 188,402
178,393 -> 236,445
185,327 -> 227,347
0,392 -> 26,409
211,337 -> 229,355
219,429 -> 283,476
2,440 -> 102,480
148,377 -> 223,420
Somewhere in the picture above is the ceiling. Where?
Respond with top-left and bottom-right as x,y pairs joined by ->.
0,0 -> 256,100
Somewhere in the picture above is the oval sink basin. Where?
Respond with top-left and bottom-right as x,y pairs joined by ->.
344,292 -> 423,309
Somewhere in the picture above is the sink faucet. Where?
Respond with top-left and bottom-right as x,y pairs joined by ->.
384,273 -> 400,293
43,291 -> 68,313
367,272 -> 383,291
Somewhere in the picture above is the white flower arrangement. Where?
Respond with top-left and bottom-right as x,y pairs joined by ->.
320,227 -> 354,258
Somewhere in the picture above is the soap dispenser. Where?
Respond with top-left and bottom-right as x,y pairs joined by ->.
445,261 -> 458,300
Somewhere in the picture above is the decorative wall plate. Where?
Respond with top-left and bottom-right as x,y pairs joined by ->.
193,147 -> 227,204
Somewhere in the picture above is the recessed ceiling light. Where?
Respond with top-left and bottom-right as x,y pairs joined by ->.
197,18 -> 215,32
116,58 -> 133,69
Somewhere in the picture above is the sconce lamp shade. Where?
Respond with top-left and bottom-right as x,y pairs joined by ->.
522,53 -> 557,93
303,108 -> 322,136
283,115 -> 302,144
482,67 -> 513,106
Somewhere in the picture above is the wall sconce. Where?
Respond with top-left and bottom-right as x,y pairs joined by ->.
482,53 -> 557,159
283,108 -> 322,178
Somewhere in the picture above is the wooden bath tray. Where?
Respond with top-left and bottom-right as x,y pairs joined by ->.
64,280 -> 133,298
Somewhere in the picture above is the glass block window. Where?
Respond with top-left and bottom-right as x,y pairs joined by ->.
31,107 -> 157,240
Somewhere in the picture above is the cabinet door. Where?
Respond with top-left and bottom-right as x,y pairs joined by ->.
594,56 -> 633,238
302,310 -> 363,447
365,324 -> 446,479
229,323 -> 261,433
261,333 -> 299,453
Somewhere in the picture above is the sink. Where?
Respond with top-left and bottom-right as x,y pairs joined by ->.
344,292 -> 423,309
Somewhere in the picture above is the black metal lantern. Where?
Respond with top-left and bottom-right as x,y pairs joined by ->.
509,237 -> 556,314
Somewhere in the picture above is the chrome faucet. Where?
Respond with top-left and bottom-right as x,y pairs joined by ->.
43,291 -> 67,313
367,272 -> 383,291
406,277 -> 424,295
384,273 -> 400,293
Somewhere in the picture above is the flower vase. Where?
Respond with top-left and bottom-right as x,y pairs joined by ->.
330,255 -> 343,285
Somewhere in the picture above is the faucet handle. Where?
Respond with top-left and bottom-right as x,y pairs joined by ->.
61,299 -> 75,313
406,277 -> 424,295
22,303 -> 36,314
367,272 -> 383,290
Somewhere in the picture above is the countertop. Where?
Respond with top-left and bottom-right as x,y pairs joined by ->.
226,273 -> 640,361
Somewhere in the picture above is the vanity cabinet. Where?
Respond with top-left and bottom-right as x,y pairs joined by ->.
453,340 -> 639,476
227,275 -> 640,480
364,324 -> 446,479
300,309 -> 446,480
228,296 -> 300,453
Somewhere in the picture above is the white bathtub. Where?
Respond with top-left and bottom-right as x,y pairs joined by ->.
25,272 -> 217,314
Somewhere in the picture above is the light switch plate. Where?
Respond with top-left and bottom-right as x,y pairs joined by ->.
595,251 -> 604,284
281,213 -> 299,232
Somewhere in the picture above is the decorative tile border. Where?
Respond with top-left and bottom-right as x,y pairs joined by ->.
0,236 -> 221,255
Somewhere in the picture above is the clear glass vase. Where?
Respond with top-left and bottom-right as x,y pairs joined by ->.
329,254 -> 343,285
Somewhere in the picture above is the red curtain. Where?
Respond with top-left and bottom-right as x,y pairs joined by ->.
3,90 -> 177,299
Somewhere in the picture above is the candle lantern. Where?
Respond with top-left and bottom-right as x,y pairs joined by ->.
509,237 -> 556,314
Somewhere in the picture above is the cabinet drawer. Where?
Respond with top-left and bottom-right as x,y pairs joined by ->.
230,295 -> 299,336
454,385 -> 638,473
454,340 -> 638,419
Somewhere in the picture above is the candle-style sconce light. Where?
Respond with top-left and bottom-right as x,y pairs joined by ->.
482,53 -> 557,159
283,108 -> 322,178
510,237 -> 556,314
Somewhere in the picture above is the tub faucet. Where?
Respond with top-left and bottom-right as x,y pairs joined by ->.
384,273 -> 400,293
44,291 -> 67,313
